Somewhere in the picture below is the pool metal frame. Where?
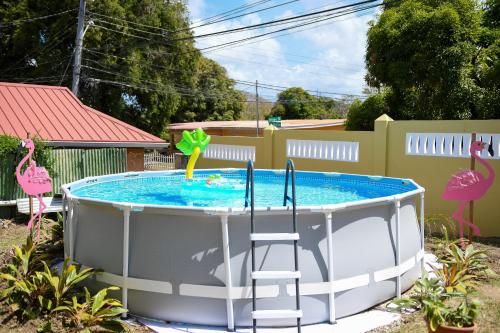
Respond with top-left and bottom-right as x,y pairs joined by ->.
61,169 -> 425,331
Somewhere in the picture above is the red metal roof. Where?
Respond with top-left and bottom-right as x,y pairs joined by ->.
0,82 -> 166,147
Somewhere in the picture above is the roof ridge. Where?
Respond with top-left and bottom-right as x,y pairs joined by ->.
0,82 -> 68,90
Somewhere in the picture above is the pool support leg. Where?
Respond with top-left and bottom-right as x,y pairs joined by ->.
395,199 -> 401,298
220,215 -> 235,332
420,192 -> 425,274
324,211 -> 336,324
68,199 -> 76,262
121,206 -> 131,319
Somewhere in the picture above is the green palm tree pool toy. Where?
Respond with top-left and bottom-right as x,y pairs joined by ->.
176,128 -> 211,180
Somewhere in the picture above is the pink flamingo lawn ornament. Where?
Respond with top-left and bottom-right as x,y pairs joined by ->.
16,139 -> 52,239
443,141 -> 495,247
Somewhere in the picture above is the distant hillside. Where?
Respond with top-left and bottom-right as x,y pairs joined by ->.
239,92 -> 274,120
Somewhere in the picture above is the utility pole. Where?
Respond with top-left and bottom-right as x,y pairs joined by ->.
72,0 -> 86,96
255,80 -> 260,137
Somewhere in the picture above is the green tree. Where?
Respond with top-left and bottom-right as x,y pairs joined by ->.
0,0 -> 244,138
178,58 -> 245,123
269,87 -> 339,119
366,0 -> 499,120
346,93 -> 388,131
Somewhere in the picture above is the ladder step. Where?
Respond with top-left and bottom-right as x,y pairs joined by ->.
252,310 -> 303,320
250,233 -> 300,241
252,270 -> 301,279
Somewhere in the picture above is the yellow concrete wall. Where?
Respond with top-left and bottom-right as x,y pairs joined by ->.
192,119 -> 500,236
386,120 -> 500,236
272,129 -> 375,173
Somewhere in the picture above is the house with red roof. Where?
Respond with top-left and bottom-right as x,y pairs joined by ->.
0,82 -> 168,206
0,82 -> 167,171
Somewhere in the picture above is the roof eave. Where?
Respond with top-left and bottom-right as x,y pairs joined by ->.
45,141 -> 169,149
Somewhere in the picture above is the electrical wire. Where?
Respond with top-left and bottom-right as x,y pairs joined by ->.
89,17 -> 167,37
188,0 -> 299,31
201,52 -> 364,81
0,8 -> 77,28
180,0 -> 380,41
191,0 -> 271,25
81,50 -> 365,99
92,24 -> 151,40
199,3 -> 381,52
86,10 -> 177,34
235,79 -> 365,97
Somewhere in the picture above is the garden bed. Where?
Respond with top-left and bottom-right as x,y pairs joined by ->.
0,218 -> 152,333
370,236 -> 500,333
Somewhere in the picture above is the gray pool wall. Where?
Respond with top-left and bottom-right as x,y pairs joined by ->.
62,169 -> 425,329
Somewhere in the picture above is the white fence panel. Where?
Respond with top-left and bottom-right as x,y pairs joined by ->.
144,151 -> 175,170
406,133 -> 499,159
203,144 -> 256,162
286,139 -> 359,162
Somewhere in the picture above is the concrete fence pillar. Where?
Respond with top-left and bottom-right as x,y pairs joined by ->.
127,147 -> 145,171
262,126 -> 276,169
374,114 -> 393,176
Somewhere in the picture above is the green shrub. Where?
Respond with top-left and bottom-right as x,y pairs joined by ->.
0,235 -> 127,331
55,286 -> 128,332
389,240 -> 494,331
0,134 -> 55,179
345,92 -> 388,131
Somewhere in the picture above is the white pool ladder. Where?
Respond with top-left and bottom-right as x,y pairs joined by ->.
244,159 -> 302,333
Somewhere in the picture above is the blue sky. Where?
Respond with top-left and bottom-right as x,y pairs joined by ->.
187,0 -> 379,100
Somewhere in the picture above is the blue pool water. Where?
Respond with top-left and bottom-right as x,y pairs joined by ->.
70,169 -> 417,208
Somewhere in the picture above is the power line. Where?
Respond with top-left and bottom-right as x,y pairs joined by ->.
84,2 -> 377,64
199,3 -> 381,52
82,49 -> 365,98
87,0 -> 302,41
84,76 -> 348,106
91,24 -> 151,40
0,21 -> 75,76
89,17 -> 167,37
180,0 -> 380,42
235,79 -> 365,98
0,8 -> 77,28
188,0 -> 299,31
207,45 -> 365,70
82,47 -> 366,99
86,10 -> 177,34
204,46 -> 362,72
202,52 -> 364,80
81,57 -> 363,101
191,0 -> 271,25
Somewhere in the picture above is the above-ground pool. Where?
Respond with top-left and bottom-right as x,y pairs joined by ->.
62,169 -> 425,330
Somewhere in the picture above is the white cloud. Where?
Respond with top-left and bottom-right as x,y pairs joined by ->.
187,0 -> 206,21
